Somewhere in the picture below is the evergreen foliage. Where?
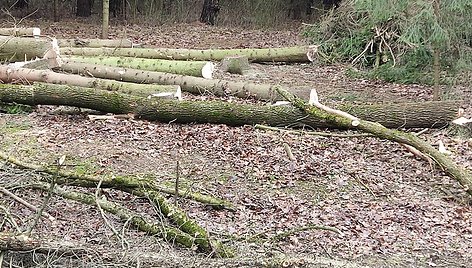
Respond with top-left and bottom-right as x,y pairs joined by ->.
304,0 -> 472,84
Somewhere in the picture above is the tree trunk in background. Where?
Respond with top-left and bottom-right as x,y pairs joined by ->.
200,0 -> 220,25
76,0 -> 92,17
102,0 -> 109,38
54,0 -> 59,22
12,0 -> 28,9
110,0 -> 126,19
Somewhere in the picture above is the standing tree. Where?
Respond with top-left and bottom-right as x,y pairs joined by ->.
102,0 -> 109,38
199,0 -> 220,25
76,0 -> 93,17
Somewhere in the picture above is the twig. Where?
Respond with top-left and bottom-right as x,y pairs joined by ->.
94,179 -> 129,250
174,160 -> 180,206
255,124 -> 371,138
0,205 -> 21,233
270,224 -> 342,242
0,187 -> 55,222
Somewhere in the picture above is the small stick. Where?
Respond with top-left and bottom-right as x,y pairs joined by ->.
174,160 -> 180,206
0,187 -> 55,222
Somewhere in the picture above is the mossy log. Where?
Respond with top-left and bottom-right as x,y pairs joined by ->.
0,36 -> 56,62
60,45 -> 318,63
0,65 -> 178,97
276,87 -> 472,197
0,149 -> 233,209
57,38 -> 133,48
65,56 -> 215,78
0,27 -> 40,37
31,182 -> 232,256
0,83 -> 459,129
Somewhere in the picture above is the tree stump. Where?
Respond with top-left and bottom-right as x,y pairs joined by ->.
220,56 -> 250,75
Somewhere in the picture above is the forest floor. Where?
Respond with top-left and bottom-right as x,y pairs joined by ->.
1,18 -> 472,267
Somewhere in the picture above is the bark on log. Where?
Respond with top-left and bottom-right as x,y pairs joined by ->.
0,36 -> 59,65
0,27 -> 41,37
60,45 -> 319,63
0,83 -> 459,129
0,65 -> 179,98
65,56 -> 215,78
57,38 -> 133,48
276,87 -> 472,197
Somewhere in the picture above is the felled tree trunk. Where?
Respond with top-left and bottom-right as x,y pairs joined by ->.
65,56 -> 215,78
0,27 -> 40,37
60,45 -> 319,63
0,83 -> 459,129
0,65 -> 179,97
0,36 -> 57,63
57,38 -> 133,48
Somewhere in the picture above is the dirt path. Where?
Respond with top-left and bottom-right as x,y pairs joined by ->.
0,20 -> 471,267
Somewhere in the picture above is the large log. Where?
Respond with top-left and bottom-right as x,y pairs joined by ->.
0,65 -> 179,98
0,27 -> 41,37
0,83 -> 459,129
65,55 -> 215,78
60,45 -> 319,62
0,36 -> 58,65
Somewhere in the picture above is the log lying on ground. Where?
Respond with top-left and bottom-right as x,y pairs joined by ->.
0,65 -> 179,98
0,36 -> 59,65
57,38 -> 133,48
66,56 -> 215,78
60,45 -> 319,62
0,27 -> 40,37
31,182 -> 232,257
0,83 -> 460,129
276,87 -> 472,197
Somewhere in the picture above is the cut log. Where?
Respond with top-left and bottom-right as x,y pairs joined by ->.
57,38 -> 134,48
65,56 -> 215,78
0,36 -> 59,65
220,55 -> 250,75
0,233 -> 39,251
0,83 -> 460,129
0,65 -> 179,98
0,28 -> 41,37
60,45 -> 319,63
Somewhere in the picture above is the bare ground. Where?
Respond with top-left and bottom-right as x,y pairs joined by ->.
1,19 -> 472,267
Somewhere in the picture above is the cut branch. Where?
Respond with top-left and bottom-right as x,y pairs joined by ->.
0,27 -> 41,37
276,87 -> 472,197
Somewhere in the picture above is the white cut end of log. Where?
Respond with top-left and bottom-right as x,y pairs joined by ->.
174,86 -> 182,101
272,101 -> 291,106
32,27 -> 41,38
452,117 -> 472,126
438,140 -> 452,155
306,45 -> 319,62
351,120 -> 360,127
309,89 -> 319,105
43,38 -> 62,68
457,108 -> 465,117
202,62 -> 215,79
